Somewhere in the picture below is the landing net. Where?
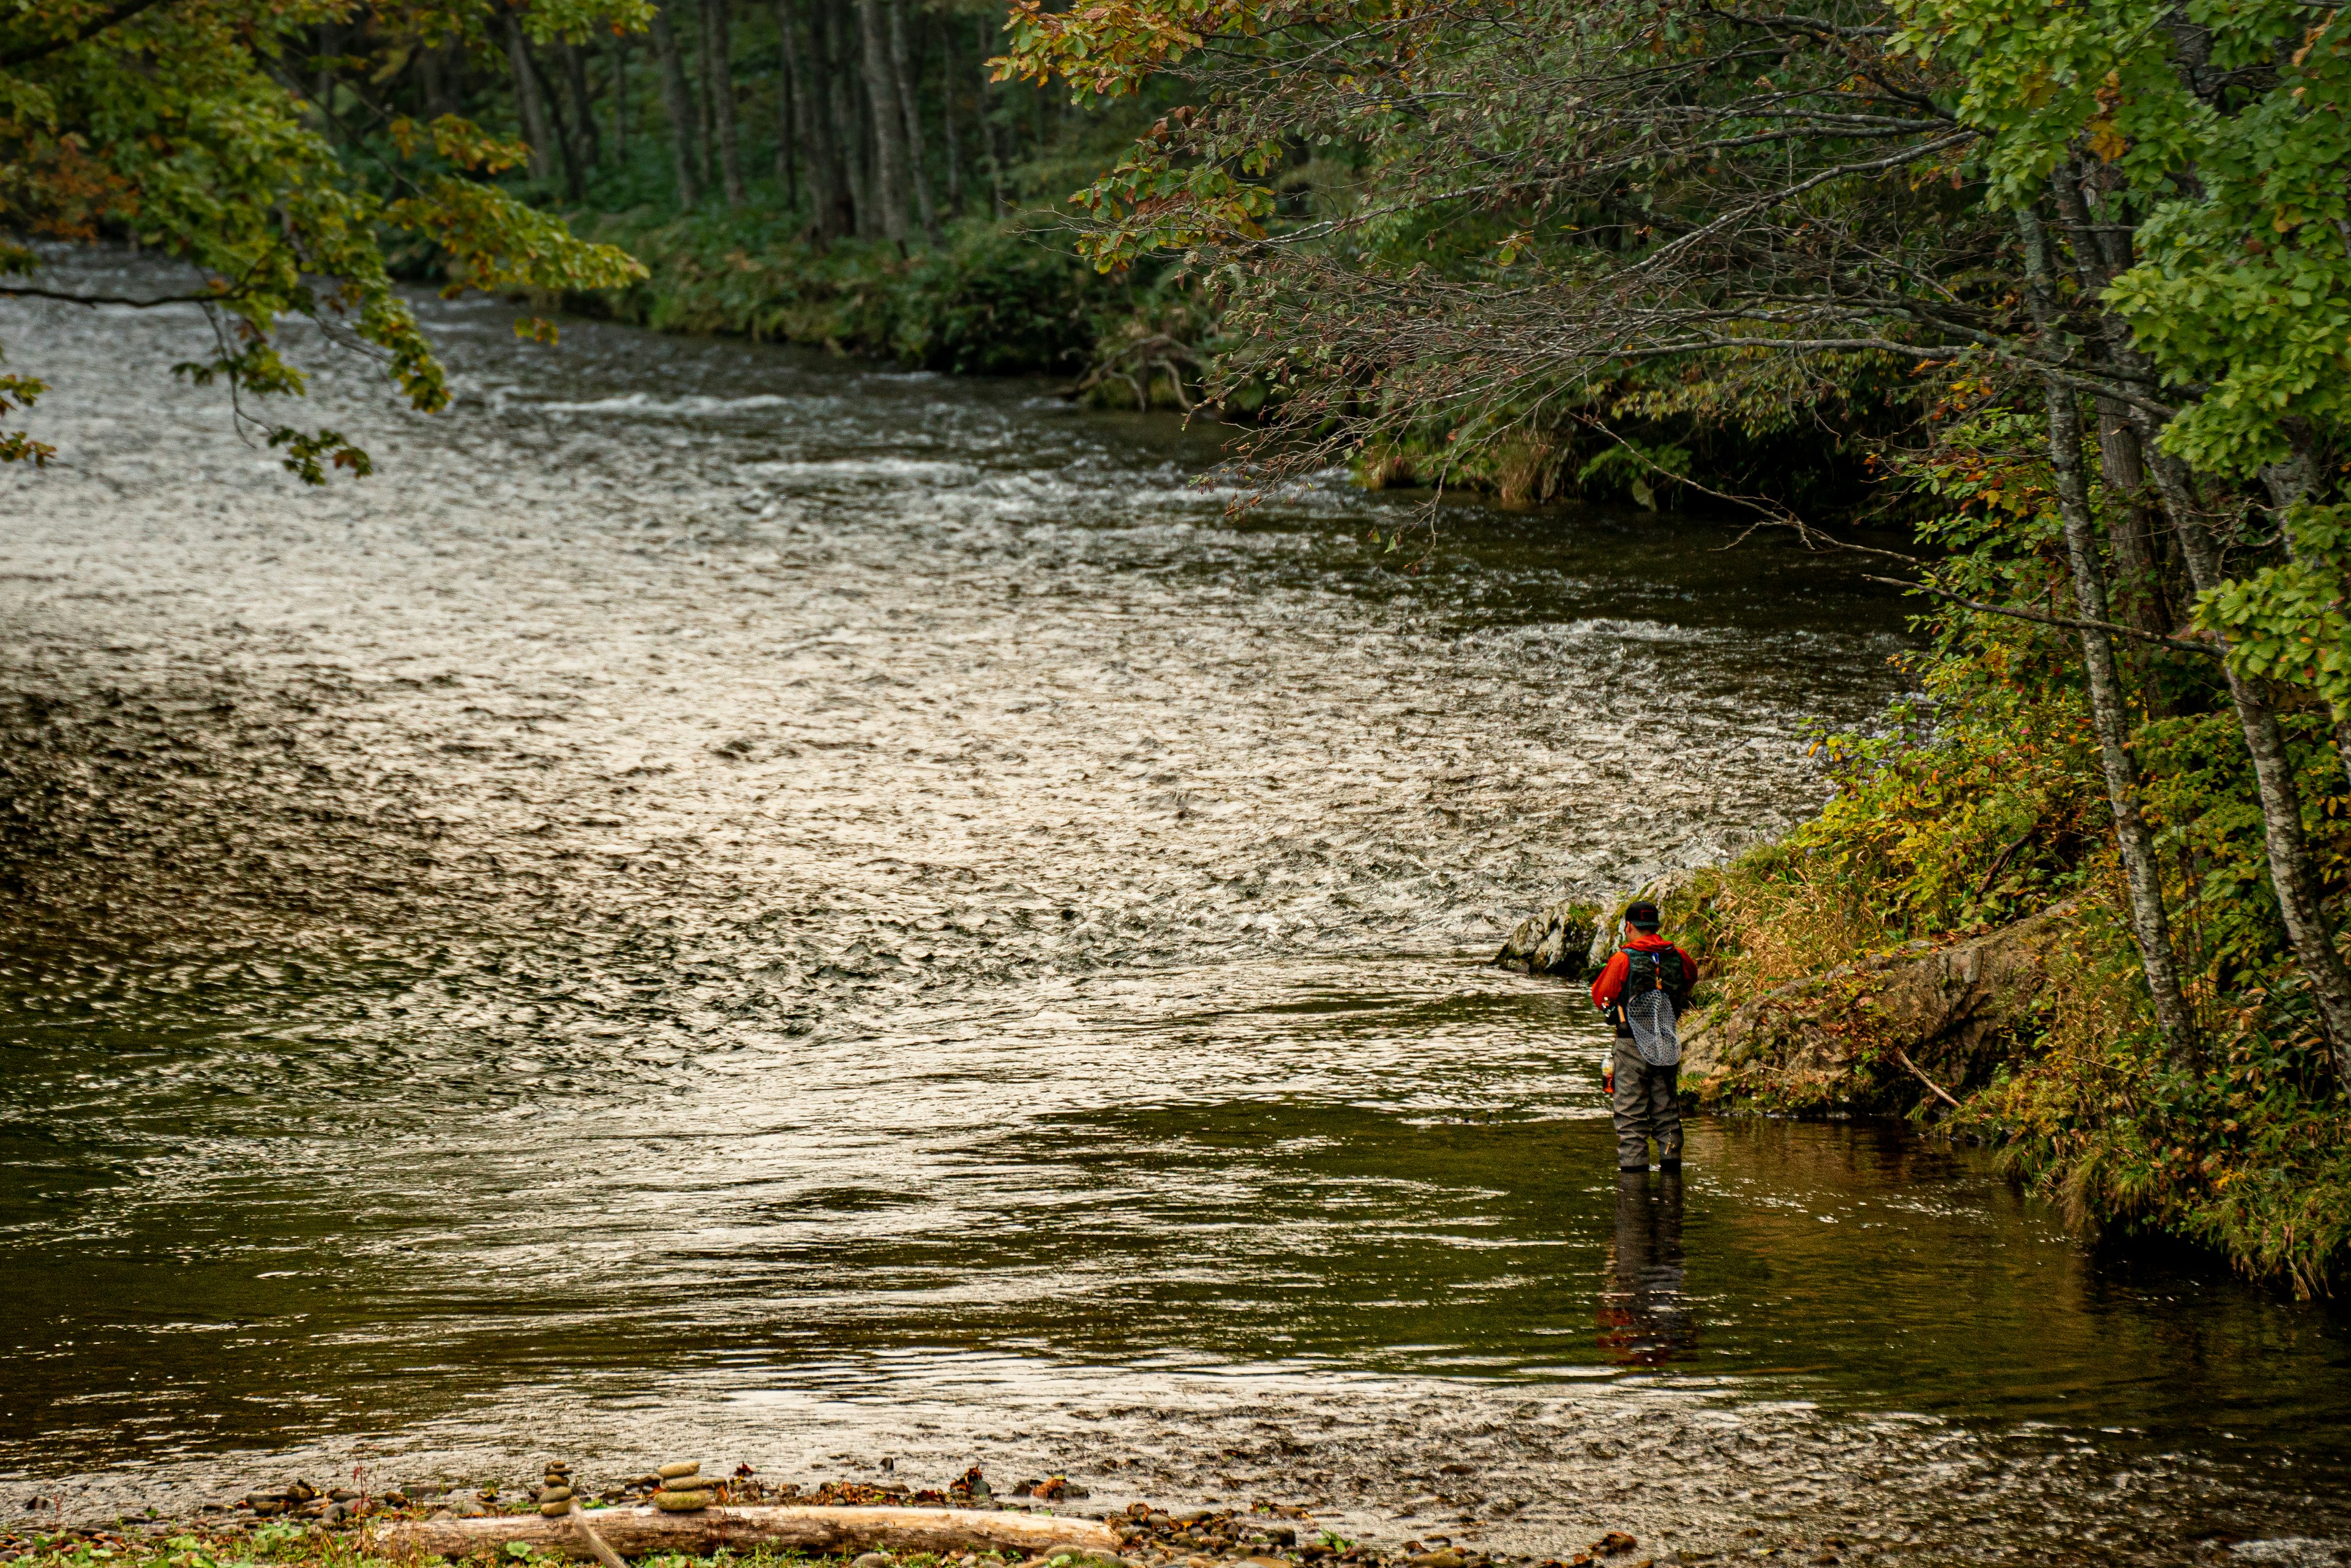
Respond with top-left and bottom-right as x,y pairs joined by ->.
1627,988 -> 1681,1068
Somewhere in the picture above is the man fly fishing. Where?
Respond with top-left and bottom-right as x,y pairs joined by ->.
1589,899 -> 1698,1172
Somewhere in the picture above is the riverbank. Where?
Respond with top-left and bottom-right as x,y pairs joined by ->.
0,1472 -> 1799,1568
552,211 -> 1224,409
540,212 -> 1863,509
1528,688 -> 2351,1296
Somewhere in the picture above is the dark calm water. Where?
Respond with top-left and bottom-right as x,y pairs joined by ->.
1,252 -> 2346,1566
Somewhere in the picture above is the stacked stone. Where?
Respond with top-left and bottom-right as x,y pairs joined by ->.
539,1462 -> 577,1518
652,1462 -> 715,1512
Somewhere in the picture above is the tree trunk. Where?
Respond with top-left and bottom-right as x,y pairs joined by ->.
502,9 -> 557,183
531,39 -> 587,198
977,14 -> 1005,214
2093,399 -> 2177,716
703,0 -> 745,205
375,1507 -> 1118,1564
691,0 -> 718,190
560,42 -> 601,168
856,0 -> 910,245
649,3 -> 704,208
939,12 -> 962,219
2124,405 -> 2351,1077
2045,380 -> 2201,1066
773,0 -> 797,201
2262,421 -> 2351,798
819,0 -> 871,235
606,32 -> 629,158
2094,400 -> 2172,638
2019,209 -> 2200,1067
785,0 -> 849,241
887,0 -> 939,242
419,41 -> 463,122
2053,172 -> 2351,1072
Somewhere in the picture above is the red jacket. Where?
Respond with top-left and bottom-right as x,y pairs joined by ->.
1591,932 -> 1699,1012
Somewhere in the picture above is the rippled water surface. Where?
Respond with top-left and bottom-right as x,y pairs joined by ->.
3,254 -> 2349,1565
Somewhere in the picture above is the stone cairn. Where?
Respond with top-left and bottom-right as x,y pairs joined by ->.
651,1462 -> 716,1512
538,1462 -> 576,1518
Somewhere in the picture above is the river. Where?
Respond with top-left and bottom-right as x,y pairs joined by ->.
2,252 -> 2347,1566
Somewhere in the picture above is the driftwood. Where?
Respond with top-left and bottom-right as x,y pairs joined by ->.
373,1504 -> 1120,1562
1891,1046 -> 1962,1109
569,1512 -> 630,1568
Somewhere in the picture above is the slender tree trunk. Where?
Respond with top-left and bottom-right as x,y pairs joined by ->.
560,42 -> 601,168
420,41 -> 463,121
607,33 -> 629,158
315,20 -> 337,107
2094,402 -> 2172,637
503,10 -> 558,182
691,0 -> 718,189
978,13 -> 1006,215
939,12 -> 962,219
887,0 -> 939,242
856,0 -> 910,245
2047,383 -> 2202,1065
2050,179 -> 2351,1075
773,0 -> 797,201
2121,406 -> 2351,1075
703,0 -> 745,205
2019,209 -> 2199,1067
2093,399 -> 2178,716
533,40 -> 587,198
2262,421 -> 2351,819
787,0 -> 849,240
650,4 -> 704,207
822,0 -> 871,234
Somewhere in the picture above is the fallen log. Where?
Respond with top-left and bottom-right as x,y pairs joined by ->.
373,1504 -> 1122,1562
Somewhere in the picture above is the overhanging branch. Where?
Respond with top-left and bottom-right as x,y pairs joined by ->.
0,0 -> 178,69
1865,574 -> 2221,655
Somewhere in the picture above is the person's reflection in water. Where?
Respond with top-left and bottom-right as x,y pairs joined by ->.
1597,1171 -> 1698,1368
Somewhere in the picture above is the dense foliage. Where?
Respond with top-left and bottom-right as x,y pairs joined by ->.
989,0 -> 2351,1280
0,0 -> 651,476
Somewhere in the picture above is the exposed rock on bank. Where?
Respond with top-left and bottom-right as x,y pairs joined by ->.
1679,902 -> 2074,1112
1491,899 -> 1602,981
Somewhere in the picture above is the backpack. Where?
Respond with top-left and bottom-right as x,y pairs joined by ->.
1618,945 -> 1687,1068
1621,945 -> 1688,1000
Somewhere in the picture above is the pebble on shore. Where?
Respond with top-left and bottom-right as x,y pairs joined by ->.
0,1461 -> 1809,1568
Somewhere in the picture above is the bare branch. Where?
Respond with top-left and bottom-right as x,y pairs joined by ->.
1864,575 -> 2222,654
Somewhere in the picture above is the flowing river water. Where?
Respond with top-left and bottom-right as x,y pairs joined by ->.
2,253 -> 2348,1566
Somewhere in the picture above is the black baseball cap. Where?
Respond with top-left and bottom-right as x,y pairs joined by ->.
1625,900 -> 1662,929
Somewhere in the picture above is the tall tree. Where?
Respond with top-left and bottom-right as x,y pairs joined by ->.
648,2 -> 705,208
702,0 -> 746,205
501,6 -> 558,183
606,32 -> 631,159
558,42 -> 601,170
784,0 -> 853,238
855,0 -> 910,244
887,0 -> 939,241
773,0 -> 798,201
820,0 -> 873,233
2017,208 -> 2197,1063
937,12 -> 964,219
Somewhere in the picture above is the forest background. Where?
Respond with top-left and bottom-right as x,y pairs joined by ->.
2,0 -> 2350,1290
